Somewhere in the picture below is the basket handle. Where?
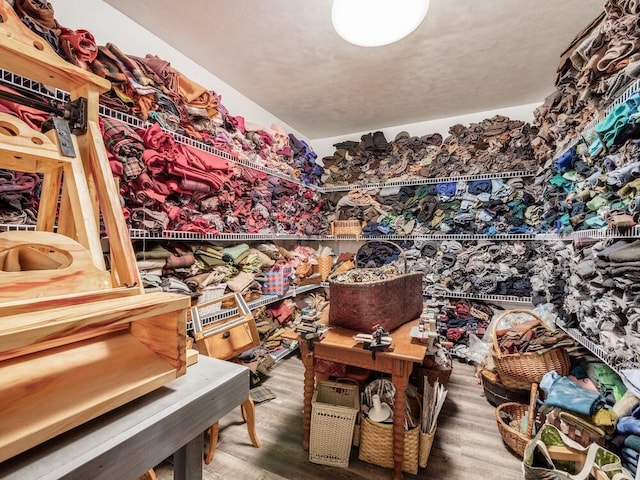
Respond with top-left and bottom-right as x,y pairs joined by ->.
525,382 -> 538,438
355,240 -> 407,273
491,309 -> 543,354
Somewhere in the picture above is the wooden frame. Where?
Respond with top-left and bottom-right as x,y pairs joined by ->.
0,0 -> 190,462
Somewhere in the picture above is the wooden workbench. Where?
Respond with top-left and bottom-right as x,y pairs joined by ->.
0,356 -> 249,480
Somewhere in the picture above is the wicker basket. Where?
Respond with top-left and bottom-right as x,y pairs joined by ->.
331,220 -> 363,237
329,241 -> 423,332
495,383 -> 537,458
358,416 -> 420,475
317,255 -> 334,281
480,369 -> 530,407
309,380 -> 360,467
418,427 -> 436,469
492,309 -> 571,390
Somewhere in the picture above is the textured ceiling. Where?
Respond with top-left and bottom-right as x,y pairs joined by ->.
105,0 -> 605,140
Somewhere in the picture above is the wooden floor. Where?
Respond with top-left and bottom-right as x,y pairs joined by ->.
155,353 -> 523,480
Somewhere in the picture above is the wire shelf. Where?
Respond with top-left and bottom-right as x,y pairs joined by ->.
129,229 -> 333,241
0,68 -> 69,102
604,77 -> 640,116
360,233 -> 541,241
322,170 -> 537,192
187,282 -> 328,330
556,321 -> 617,373
422,289 -> 533,304
269,343 -> 299,362
0,223 -> 37,232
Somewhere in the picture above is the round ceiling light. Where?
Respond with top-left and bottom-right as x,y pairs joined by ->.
331,0 -> 430,47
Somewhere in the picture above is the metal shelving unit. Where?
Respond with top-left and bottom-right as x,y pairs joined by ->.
556,321 -> 618,373
322,170 -> 537,192
129,229 -> 333,242
423,288 -> 532,305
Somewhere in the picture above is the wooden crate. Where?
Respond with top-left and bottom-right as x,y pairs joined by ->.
192,292 -> 259,361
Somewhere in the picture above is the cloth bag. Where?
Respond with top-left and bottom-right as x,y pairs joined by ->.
523,424 -> 632,480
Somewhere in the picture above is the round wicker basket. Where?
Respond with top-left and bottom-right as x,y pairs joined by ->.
495,383 -> 537,458
492,309 -> 570,390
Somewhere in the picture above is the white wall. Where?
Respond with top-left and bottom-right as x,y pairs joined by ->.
310,102 -> 539,159
51,1 -> 540,161
50,0 -> 303,136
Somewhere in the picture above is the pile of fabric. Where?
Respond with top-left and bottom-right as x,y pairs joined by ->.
532,0 -> 640,164
537,138 -> 640,233
321,115 -> 537,186
437,299 -> 494,360
537,366 -> 623,445
137,241 -> 325,303
324,176 -> 539,236
101,116 -> 327,235
408,240 -> 542,298
563,237 -> 640,370
10,0 -> 324,187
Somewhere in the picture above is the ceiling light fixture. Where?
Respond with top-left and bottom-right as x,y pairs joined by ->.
331,0 -> 430,47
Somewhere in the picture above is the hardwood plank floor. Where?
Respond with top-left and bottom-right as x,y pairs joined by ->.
155,353 -> 523,479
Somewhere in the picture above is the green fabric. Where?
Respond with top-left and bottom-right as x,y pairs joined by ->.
624,435 -> 640,452
562,170 -> 577,182
222,243 -> 250,264
549,175 -> 571,187
586,195 -> 608,211
592,363 -> 627,402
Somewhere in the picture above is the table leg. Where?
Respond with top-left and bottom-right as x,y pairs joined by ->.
391,361 -> 411,480
299,341 -> 315,451
174,433 -> 204,480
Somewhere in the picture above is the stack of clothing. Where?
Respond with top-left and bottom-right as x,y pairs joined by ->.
11,0 -> 324,187
563,237 -> 640,370
324,177 -> 539,236
321,115 -> 537,187
437,299 -> 494,360
532,1 -> 640,164
101,116 -> 328,235
414,239 -> 542,298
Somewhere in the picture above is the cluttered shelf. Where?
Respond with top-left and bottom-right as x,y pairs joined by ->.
2,225 -> 639,242
0,67 -> 318,192
555,320 -> 627,375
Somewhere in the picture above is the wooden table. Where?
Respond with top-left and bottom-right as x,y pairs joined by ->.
0,355 -> 249,480
286,310 -> 428,480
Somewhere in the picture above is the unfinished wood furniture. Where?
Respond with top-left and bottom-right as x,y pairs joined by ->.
191,292 -> 261,464
0,356 -> 249,480
284,309 -> 427,480
0,0 -> 190,462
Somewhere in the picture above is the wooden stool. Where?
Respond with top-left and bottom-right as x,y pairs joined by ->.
191,293 -> 261,464
205,397 -> 260,464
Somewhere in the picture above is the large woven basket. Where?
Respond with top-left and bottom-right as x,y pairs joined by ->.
358,416 -> 420,475
491,309 -> 570,391
495,383 -> 538,458
329,241 -> 423,332
309,380 -> 360,467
